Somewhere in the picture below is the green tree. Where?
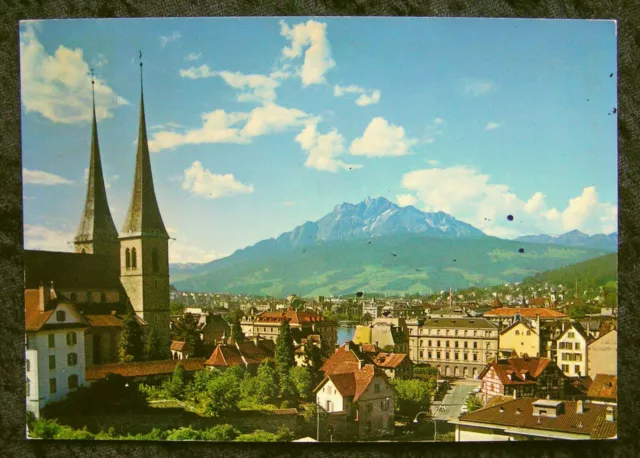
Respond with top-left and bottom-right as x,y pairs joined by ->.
231,318 -> 245,343
163,364 -> 186,400
289,366 -> 313,401
201,369 -> 242,416
178,313 -> 204,357
170,301 -> 185,315
145,327 -> 167,361
254,361 -> 278,404
275,318 -> 295,381
303,340 -> 323,384
234,430 -> 280,442
465,395 -> 482,412
390,379 -> 432,418
118,304 -> 144,362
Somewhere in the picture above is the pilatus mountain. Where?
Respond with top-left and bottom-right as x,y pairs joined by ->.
172,197 -> 613,297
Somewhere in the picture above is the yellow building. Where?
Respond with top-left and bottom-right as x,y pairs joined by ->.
353,325 -> 372,345
498,320 -> 540,358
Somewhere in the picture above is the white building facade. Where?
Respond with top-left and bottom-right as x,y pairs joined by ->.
556,323 -> 588,378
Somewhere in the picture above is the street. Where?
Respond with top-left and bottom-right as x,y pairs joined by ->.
434,379 -> 481,420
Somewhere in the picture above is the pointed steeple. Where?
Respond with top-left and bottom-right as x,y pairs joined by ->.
121,52 -> 169,239
75,71 -> 119,252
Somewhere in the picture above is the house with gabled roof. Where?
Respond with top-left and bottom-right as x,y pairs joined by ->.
587,374 -> 617,405
25,284 -> 90,418
555,321 -> 589,378
587,329 -> 617,379
204,336 -> 275,374
498,316 -> 540,359
321,341 -> 411,379
478,356 -> 567,403
314,363 -> 395,440
449,397 -> 617,441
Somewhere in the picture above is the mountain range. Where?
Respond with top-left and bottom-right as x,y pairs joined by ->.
514,230 -> 617,252
171,197 -> 615,297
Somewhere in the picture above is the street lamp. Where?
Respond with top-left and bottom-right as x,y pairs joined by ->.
413,407 -> 438,441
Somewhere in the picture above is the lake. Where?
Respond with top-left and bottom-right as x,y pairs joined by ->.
337,326 -> 356,345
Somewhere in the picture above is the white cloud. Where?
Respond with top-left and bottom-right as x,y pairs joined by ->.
160,31 -> 181,48
334,84 -> 381,106
184,52 -> 202,62
182,161 -> 254,199
396,194 -> 418,207
24,224 -> 74,251
150,122 -> 184,131
280,20 -> 335,86
23,168 -> 73,185
350,117 -> 418,157
180,65 -> 289,104
282,201 -> 295,207
295,121 -> 362,172
433,118 -> 444,125
169,238 -> 228,264
242,103 -> 313,138
20,23 -> 129,124
400,166 -> 618,237
485,121 -> 501,131
462,78 -> 497,97
427,160 -> 440,166
91,54 -> 108,68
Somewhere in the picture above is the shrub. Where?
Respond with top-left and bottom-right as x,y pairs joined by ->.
280,400 -> 290,409
234,430 -> 280,442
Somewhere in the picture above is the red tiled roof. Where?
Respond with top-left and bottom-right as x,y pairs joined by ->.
319,364 -> 380,402
484,308 -> 567,319
587,374 -> 617,401
478,357 -> 555,386
353,364 -> 377,401
85,314 -> 123,328
321,344 -> 367,376
255,309 -> 334,325
86,358 -> 206,381
372,352 -> 409,369
25,289 -> 90,331
590,416 -> 618,439
328,372 -> 356,397
205,339 -> 274,367
170,341 -> 193,352
459,398 -> 616,438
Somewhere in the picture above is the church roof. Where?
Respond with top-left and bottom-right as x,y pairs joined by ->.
23,250 -> 121,290
120,64 -> 169,239
75,81 -> 119,247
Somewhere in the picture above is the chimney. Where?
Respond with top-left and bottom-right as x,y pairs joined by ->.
358,359 -> 364,370
38,281 -> 50,311
606,406 -> 614,422
576,400 -> 583,414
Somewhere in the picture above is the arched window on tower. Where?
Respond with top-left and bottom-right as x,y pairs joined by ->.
131,248 -> 137,269
125,248 -> 131,269
81,249 -> 86,254
152,248 -> 159,273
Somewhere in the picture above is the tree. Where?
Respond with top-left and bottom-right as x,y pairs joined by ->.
201,369 -> 242,416
289,366 -> 313,401
303,340 -> 323,385
163,364 -> 186,400
465,395 -> 482,412
362,312 -> 373,323
118,304 -> 143,362
178,313 -> 204,357
145,327 -> 167,360
170,301 -> 185,315
390,379 -> 432,418
231,318 -> 245,343
275,318 -> 295,380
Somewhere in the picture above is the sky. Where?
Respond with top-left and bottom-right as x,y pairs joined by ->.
21,18 -> 618,264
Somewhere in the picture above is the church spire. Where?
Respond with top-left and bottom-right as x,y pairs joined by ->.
121,51 -> 169,239
74,69 -> 119,254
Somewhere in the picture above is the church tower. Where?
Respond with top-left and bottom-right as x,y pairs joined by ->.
119,55 -> 170,354
74,72 -> 120,268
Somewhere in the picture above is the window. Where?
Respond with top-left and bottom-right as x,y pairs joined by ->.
428,351 -> 432,359
436,352 -> 441,359
125,248 -> 131,269
26,379 -> 30,397
131,248 -> 137,269
437,340 -> 441,347
49,378 -> 57,394
473,354 -> 478,361
463,353 -> 468,361
101,293 -> 107,303
454,353 -> 459,360
568,332 -> 575,338
454,341 -> 459,348
68,374 -> 78,390
66,332 -> 77,346
419,350 -> 423,358
473,342 -> 478,349
428,340 -> 432,347
368,404 -> 374,414
515,330 -> 520,336
70,292 -> 77,302
26,359 -> 30,372
49,355 -> 56,370
464,342 -> 468,349
56,311 -> 66,322
446,330 -> 450,336
455,330 -> 459,336
420,340 -> 423,347
67,353 -> 78,367
526,331 -> 531,336
562,364 -> 569,372
48,334 -> 55,349
446,341 -> 450,348
152,248 -> 159,273
474,331 -> 478,336
374,384 -> 380,394
575,343 -> 581,350
445,352 -> 450,360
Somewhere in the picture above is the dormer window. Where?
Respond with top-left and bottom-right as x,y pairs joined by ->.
56,311 -> 66,322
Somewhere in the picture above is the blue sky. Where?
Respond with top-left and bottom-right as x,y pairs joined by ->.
21,18 -> 617,263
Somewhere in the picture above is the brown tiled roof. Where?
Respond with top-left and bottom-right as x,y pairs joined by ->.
372,352 -> 409,369
320,364 -> 380,402
86,358 -> 206,380
170,341 -> 193,352
255,310 -> 335,325
361,343 -> 380,353
499,320 -> 537,336
478,357 -> 555,386
321,343 -> 371,376
85,314 -> 123,328
25,289 -> 90,332
353,364 -> 378,401
459,398 -> 616,438
328,372 -> 356,397
204,339 -> 274,368
590,416 -> 618,439
422,317 -> 496,330
23,250 -> 121,290
484,308 -> 567,319
587,374 -> 617,401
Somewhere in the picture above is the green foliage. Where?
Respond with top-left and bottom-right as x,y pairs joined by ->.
200,369 -> 243,416
118,304 -> 144,362
465,395 -> 482,413
289,366 -> 313,401
275,319 -> 295,381
170,301 -> 185,315
280,400 -> 290,409
164,364 -> 186,400
145,327 -> 168,361
414,366 -> 439,376
231,318 -> 245,343
177,313 -> 204,357
390,379 -> 432,418
523,253 -> 617,291
247,361 -> 278,404
303,340 -> 324,383
138,382 -> 167,401
234,430 -> 280,442
435,432 -> 455,442
303,403 -> 328,426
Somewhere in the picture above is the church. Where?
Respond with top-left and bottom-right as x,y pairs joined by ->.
25,62 -> 171,416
